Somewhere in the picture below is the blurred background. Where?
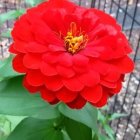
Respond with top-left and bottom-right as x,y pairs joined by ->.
0,0 -> 140,140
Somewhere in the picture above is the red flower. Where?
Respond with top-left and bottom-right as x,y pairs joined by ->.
9,0 -> 134,109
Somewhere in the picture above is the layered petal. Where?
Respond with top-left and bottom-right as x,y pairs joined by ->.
56,65 -> 75,78
78,70 -> 100,87
25,70 -> 45,86
81,85 -> 103,103
56,88 -> 78,103
67,95 -> 86,109
46,0 -> 76,13
12,15 -> 33,42
91,89 -> 108,107
63,77 -> 84,91
41,87 -> 57,103
23,78 -> 40,93
13,54 -> 27,73
23,53 -> 42,69
45,76 -> 63,91
111,56 -> 134,73
25,42 -> 48,53
40,62 -> 57,76
58,53 -> 73,67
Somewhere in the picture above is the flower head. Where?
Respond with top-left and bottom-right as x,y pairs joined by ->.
9,0 -> 134,109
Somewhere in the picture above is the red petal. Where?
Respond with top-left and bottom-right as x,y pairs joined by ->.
31,20 -> 62,45
111,56 -> 134,73
91,60 -> 109,75
13,54 -> 27,73
26,42 -> 48,53
58,53 -> 73,67
81,11 -> 99,32
48,45 -> 65,52
26,70 -> 44,86
72,54 -> 89,67
72,54 -> 89,74
100,46 -> 113,60
88,24 -> 107,42
78,70 -> 100,87
110,80 -> 122,94
121,74 -> 125,82
91,90 -> 108,108
56,88 -> 78,103
23,78 -> 40,93
80,46 -> 103,58
112,46 -> 126,59
105,24 -> 118,35
93,9 -> 117,25
73,65 -> 88,74
63,77 -> 84,91
120,33 -> 132,54
9,43 -> 19,54
42,10 -> 66,35
67,95 -> 86,109
47,0 -> 76,13
81,85 -> 103,103
43,53 -> 59,64
40,62 -> 57,76
23,53 -> 42,69
45,76 -> 63,91
13,40 -> 26,53
49,99 -> 59,105
103,68 -> 120,82
41,88 -> 56,102
56,65 -> 75,78
12,15 -> 33,42
100,80 -> 117,88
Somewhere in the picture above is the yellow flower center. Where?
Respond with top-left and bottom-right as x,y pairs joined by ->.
64,22 -> 88,54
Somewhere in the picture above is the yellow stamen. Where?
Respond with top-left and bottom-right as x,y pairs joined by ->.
64,22 -> 88,54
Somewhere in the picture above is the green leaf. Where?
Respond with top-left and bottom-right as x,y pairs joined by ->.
0,56 -> 21,81
64,117 -> 92,140
92,134 -> 98,140
108,113 -> 128,121
104,125 -> 115,140
62,130 -> 71,140
0,115 -> 25,139
100,106 -> 109,111
98,110 -> 106,123
4,115 -> 26,131
0,10 -> 25,25
59,103 -> 98,133
25,0 -> 44,6
0,136 -> 7,140
98,134 -> 110,140
0,115 -> 25,140
92,133 -> 110,140
0,76 -> 60,119
7,117 -> 63,140
0,115 -> 11,140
